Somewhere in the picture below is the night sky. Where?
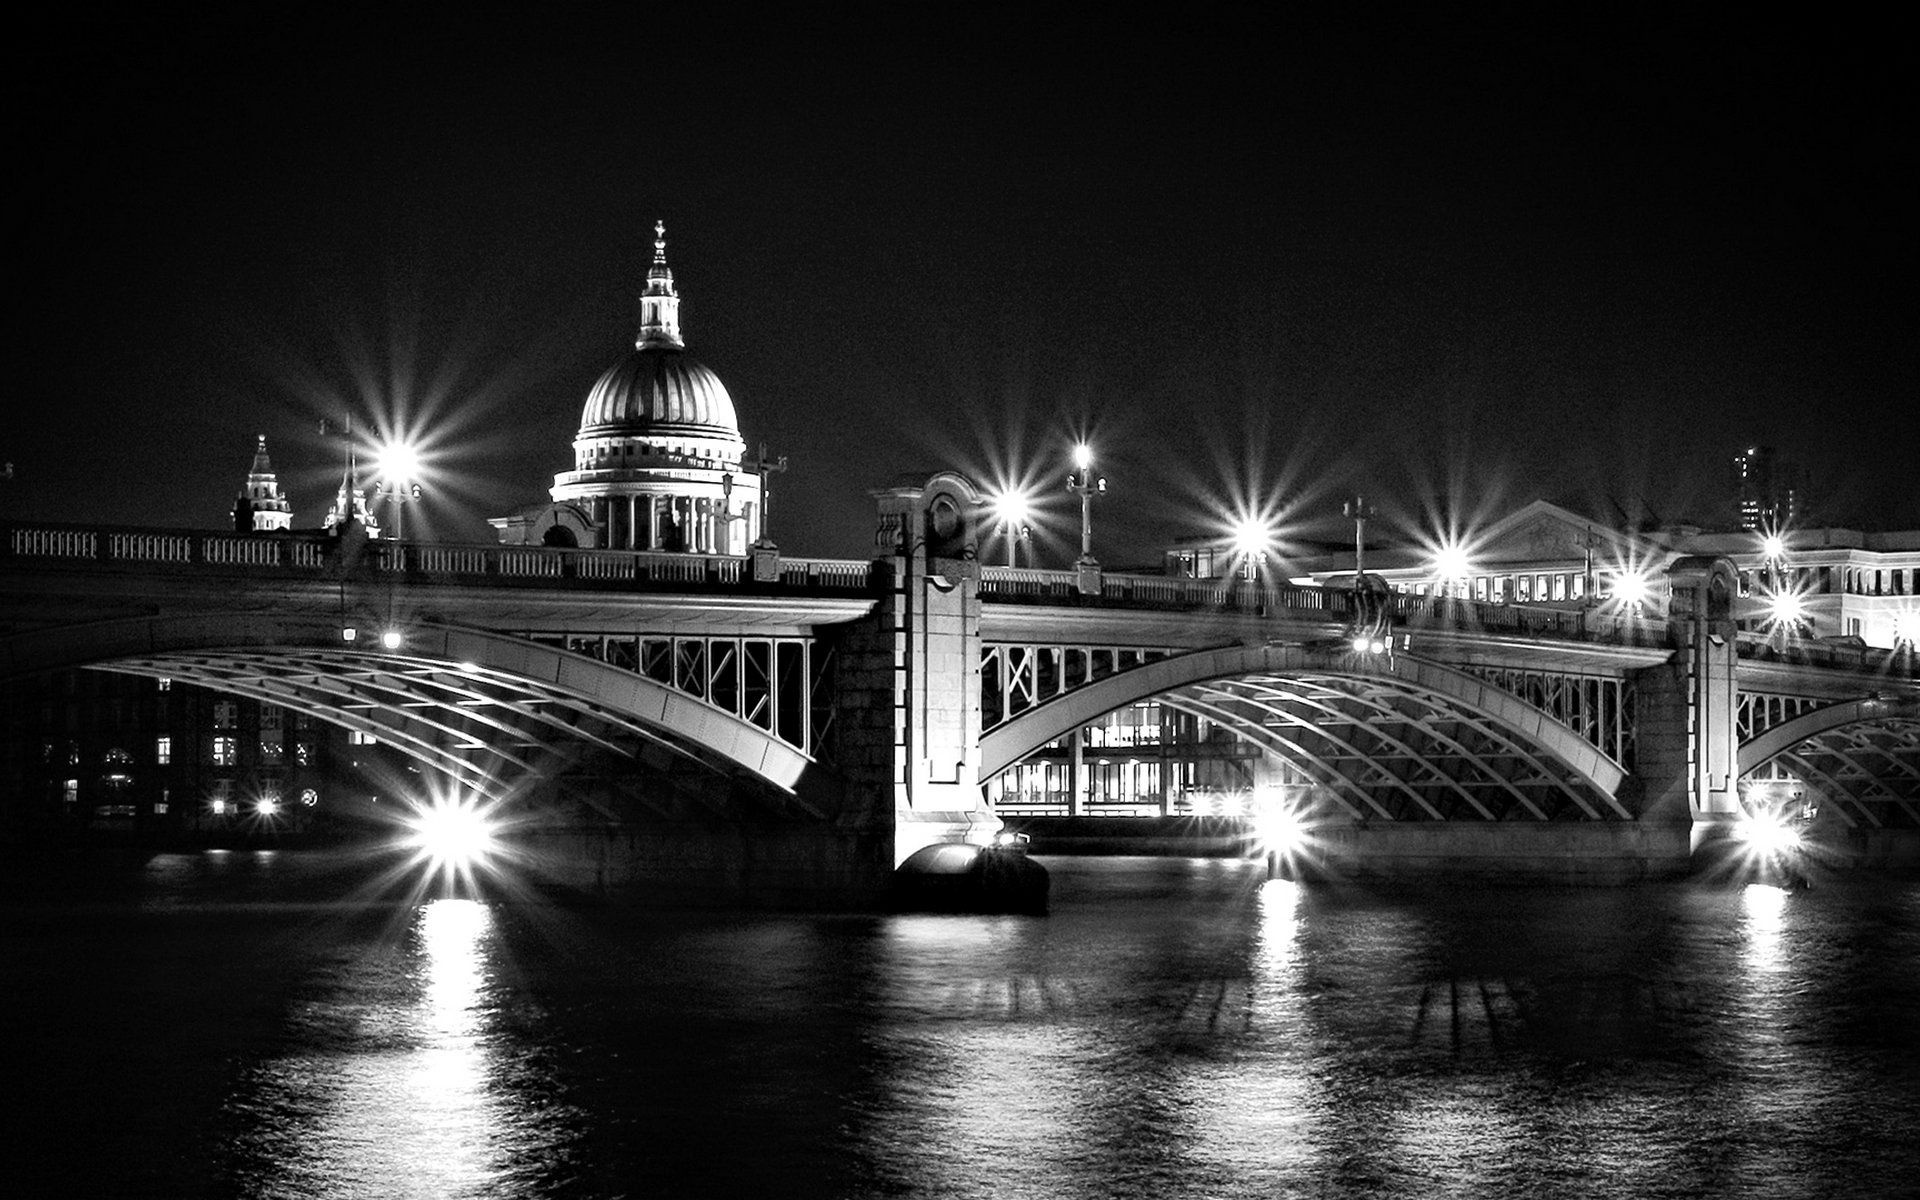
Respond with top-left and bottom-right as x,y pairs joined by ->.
12,4 -> 1914,563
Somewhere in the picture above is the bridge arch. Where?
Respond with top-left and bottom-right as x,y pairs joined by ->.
1738,695 -> 1920,825
2,613 -> 813,800
979,643 -> 1631,820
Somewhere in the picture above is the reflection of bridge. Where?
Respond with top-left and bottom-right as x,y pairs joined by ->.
5,473 -> 1918,902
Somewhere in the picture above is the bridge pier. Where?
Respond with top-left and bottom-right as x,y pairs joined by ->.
862,473 -> 1005,865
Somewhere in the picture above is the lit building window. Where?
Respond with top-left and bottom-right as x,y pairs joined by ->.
260,739 -> 284,763
155,736 -> 171,765
349,731 -> 378,746
156,678 -> 172,692
213,700 -> 238,730
211,736 -> 238,766
63,779 -> 79,804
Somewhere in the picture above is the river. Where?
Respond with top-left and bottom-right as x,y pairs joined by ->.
4,850 -> 1917,1198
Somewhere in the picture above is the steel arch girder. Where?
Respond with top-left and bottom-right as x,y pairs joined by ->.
14,612 -> 815,794
978,644 -> 1630,812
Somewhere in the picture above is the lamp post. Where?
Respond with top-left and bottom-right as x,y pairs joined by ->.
994,489 -> 1033,568
372,440 -> 424,541
1343,494 -> 1374,584
371,481 -> 422,540
1066,443 -> 1105,565
1231,517 -> 1271,582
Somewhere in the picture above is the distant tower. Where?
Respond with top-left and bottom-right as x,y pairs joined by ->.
1731,445 -> 1806,531
233,435 -> 294,533
323,435 -> 381,537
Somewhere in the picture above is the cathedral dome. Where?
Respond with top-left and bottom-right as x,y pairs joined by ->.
577,347 -> 739,436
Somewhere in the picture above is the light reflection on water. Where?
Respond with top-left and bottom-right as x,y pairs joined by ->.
7,854 -> 1919,1198
223,898 -> 552,1199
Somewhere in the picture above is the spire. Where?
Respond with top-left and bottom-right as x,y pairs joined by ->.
239,434 -> 293,532
636,219 -> 684,350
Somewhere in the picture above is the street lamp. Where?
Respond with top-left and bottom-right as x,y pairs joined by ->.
1065,443 -> 1106,565
993,488 -> 1033,568
371,439 -> 423,540
1231,516 -> 1272,581
1431,541 -> 1472,598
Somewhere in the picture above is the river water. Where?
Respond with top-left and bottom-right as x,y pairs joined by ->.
5,851 -> 1917,1198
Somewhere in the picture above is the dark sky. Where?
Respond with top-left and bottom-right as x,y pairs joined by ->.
12,3 -> 1914,562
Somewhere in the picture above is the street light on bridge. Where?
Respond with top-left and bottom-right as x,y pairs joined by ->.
371,439 -> 424,540
993,488 -> 1034,568
1066,443 -> 1106,566
1230,516 -> 1273,581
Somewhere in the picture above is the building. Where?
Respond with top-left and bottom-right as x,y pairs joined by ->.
230,435 -> 294,533
1265,499 -> 1920,650
491,222 -> 765,552
1731,444 -> 1807,532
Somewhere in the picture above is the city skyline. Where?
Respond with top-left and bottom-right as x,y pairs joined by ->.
13,6 -> 1914,560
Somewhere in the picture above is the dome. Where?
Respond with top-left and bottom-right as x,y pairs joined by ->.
577,346 -> 740,436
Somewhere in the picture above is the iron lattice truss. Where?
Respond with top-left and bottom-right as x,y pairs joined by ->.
1450,664 -> 1637,767
981,643 -> 1178,729
1160,672 -> 1629,822
1737,691 -> 1828,742
538,632 -> 835,756
97,635 -> 831,806
1749,716 -> 1920,829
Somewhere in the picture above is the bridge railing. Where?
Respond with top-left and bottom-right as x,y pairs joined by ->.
979,566 -> 1666,647
1736,630 -> 1920,678
2,520 -> 876,596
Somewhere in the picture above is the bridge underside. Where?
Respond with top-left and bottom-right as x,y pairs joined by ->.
96,646 -> 831,819
1164,671 -> 1630,822
982,646 -> 1632,823
1743,715 -> 1920,830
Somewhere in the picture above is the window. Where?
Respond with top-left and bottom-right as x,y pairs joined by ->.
213,700 -> 238,729
155,736 -> 171,765
156,677 -> 172,692
211,736 -> 238,766
295,742 -> 312,767
349,731 -> 378,746
261,706 -> 285,732
63,779 -> 79,804
1552,575 -> 1568,601
1516,575 -> 1532,602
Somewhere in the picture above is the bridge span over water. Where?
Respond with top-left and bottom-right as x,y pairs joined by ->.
5,474 -> 1917,903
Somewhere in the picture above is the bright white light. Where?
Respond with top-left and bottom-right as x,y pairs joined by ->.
1761,534 -> 1787,560
376,440 -> 422,483
1072,442 -> 1093,472
1255,805 -> 1306,852
1232,517 -> 1271,559
1893,609 -> 1920,647
1767,591 -> 1805,623
1350,635 -> 1371,653
256,798 -> 280,816
1736,811 -> 1802,855
1610,570 -> 1650,605
1432,541 -> 1472,584
993,489 -> 1031,526
341,626 -> 358,643
1369,638 -> 1387,654
381,628 -> 404,650
407,797 -> 498,873
210,799 -> 228,815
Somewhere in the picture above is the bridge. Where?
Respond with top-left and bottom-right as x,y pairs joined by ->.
5,472 -> 1918,903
